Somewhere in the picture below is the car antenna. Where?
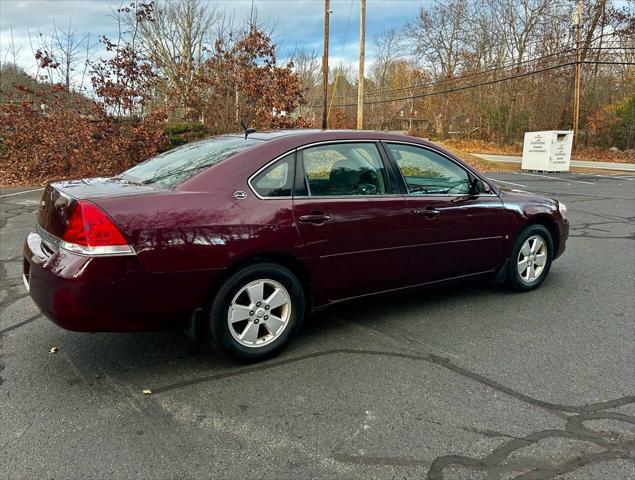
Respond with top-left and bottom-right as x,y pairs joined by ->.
240,120 -> 257,140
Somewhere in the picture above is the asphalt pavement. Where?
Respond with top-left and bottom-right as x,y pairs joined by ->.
1,172 -> 634,479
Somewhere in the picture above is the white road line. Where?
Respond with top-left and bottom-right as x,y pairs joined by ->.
515,172 -> 595,185
600,175 -> 635,181
488,178 -> 529,188
0,188 -> 44,198
585,174 -> 635,181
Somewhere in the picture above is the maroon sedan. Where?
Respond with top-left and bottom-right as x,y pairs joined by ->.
24,130 -> 568,361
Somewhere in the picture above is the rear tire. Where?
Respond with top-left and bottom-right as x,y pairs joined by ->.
506,224 -> 553,292
207,263 -> 305,362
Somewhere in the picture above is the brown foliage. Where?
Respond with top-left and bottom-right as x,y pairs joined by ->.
439,138 -> 522,155
0,86 -> 166,186
438,138 -> 634,163
328,108 -> 354,129
1,23 -> 312,186
192,28 -> 310,130
90,36 -> 157,117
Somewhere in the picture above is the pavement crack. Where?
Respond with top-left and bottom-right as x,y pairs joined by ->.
427,410 -> 635,479
459,425 -> 524,440
148,348 -> 635,416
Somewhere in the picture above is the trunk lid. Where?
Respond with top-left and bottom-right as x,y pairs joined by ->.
36,184 -> 76,248
36,177 -> 163,251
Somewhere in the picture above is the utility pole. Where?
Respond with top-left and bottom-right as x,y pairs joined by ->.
322,0 -> 330,130
357,0 -> 366,130
572,0 -> 583,149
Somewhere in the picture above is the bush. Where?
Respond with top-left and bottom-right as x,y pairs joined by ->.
164,121 -> 207,150
165,121 -> 204,135
587,95 -> 635,150
0,93 -> 166,186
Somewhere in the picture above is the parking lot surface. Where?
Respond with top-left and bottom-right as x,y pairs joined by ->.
1,172 -> 634,479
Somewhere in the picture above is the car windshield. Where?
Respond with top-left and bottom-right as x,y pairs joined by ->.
121,136 -> 259,187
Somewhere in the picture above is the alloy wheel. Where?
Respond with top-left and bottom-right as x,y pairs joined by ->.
227,279 -> 292,348
517,235 -> 548,283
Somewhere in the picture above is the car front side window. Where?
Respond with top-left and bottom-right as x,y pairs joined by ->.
386,143 -> 471,195
301,143 -> 388,196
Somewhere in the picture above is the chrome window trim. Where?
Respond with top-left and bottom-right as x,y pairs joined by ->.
293,194 -> 405,200
248,138 -> 497,200
403,193 -> 497,197
247,150 -> 296,200
296,138 -> 383,150
382,140 -> 497,197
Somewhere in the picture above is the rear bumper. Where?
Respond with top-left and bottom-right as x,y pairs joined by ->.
23,232 -> 221,332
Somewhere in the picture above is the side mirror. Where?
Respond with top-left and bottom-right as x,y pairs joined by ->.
469,178 -> 490,195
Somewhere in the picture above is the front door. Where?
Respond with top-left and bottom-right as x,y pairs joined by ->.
383,142 -> 508,284
293,142 -> 411,301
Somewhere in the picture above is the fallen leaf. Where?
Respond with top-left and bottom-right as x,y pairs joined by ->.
142,389 -> 152,395
49,346 -> 59,354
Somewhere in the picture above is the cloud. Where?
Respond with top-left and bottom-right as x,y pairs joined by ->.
1,0 -> 118,76
1,0 -> 421,79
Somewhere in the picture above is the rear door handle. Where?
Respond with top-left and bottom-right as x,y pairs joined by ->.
298,214 -> 331,225
414,208 -> 440,219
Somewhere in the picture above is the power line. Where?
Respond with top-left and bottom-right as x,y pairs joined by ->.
325,43 -> 630,101
327,60 -> 634,108
333,47 -> 578,99
310,47 -> 628,107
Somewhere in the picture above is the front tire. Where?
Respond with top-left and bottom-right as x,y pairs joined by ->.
506,224 -> 553,292
208,263 -> 305,362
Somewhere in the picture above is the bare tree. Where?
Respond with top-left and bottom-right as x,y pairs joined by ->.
404,0 -> 471,78
1,25 -> 21,70
371,28 -> 402,88
129,0 -> 219,117
292,48 -> 320,94
50,19 -> 91,92
290,48 -> 320,123
367,29 -> 404,129
403,0 -> 473,136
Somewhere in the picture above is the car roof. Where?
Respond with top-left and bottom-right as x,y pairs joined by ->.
227,129 -> 323,141
226,129 -> 438,149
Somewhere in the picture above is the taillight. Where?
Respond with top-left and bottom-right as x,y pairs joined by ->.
60,200 -> 134,256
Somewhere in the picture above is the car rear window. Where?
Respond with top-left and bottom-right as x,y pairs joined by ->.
121,136 -> 259,187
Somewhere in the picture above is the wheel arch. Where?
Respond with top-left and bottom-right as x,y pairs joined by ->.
524,214 -> 560,257
203,251 -> 314,313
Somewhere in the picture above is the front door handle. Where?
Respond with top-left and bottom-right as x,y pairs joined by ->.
414,208 -> 440,219
298,213 -> 331,225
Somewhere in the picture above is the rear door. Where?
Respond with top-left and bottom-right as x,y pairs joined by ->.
292,141 -> 411,301
382,142 -> 508,283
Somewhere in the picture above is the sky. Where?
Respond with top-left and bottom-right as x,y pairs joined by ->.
0,0 -> 429,78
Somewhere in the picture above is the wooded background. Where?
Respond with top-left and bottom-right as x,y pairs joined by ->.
1,0 -> 633,185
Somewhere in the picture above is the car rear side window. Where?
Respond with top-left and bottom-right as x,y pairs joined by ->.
386,143 -> 471,195
301,143 -> 388,196
121,136 -> 259,187
251,153 -> 294,197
